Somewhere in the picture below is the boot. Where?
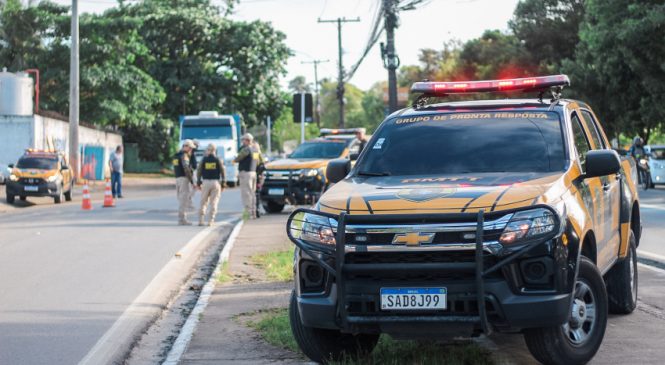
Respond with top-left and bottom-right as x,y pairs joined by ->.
179,220 -> 193,226
198,216 -> 204,226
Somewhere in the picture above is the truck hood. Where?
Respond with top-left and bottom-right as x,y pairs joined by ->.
12,168 -> 58,179
318,172 -> 569,214
266,158 -> 330,170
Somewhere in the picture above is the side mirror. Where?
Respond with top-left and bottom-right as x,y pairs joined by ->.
585,150 -> 621,178
326,159 -> 351,184
349,153 -> 359,161
8,164 -> 14,168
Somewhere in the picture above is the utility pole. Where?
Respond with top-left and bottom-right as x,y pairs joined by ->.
69,0 -> 80,180
301,59 -> 329,127
266,116 -> 271,156
318,17 -> 359,128
382,0 -> 400,113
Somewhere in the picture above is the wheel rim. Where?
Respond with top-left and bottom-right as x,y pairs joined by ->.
562,280 -> 597,346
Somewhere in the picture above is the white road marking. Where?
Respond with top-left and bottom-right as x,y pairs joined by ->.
638,250 -> 665,264
78,218 -> 237,365
163,219 -> 244,365
640,203 -> 665,211
638,263 -> 665,275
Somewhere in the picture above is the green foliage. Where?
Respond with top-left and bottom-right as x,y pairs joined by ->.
564,0 -> 665,141
509,0 -> 585,71
318,80 -> 385,133
249,246 -> 294,282
460,30 -> 536,80
249,307 -> 494,365
0,0 -> 290,163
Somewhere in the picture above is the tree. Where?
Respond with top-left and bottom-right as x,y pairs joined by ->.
509,0 -> 585,71
288,75 -> 311,93
564,0 -> 665,141
459,30 -> 536,80
0,0 -> 68,70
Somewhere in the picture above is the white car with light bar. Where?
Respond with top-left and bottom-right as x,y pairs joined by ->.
286,74 -> 641,365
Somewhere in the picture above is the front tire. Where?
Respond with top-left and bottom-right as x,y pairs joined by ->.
19,195 -> 27,201
289,291 -> 379,363
64,187 -> 72,202
263,200 -> 285,214
54,187 -> 63,204
607,231 -> 638,314
524,256 -> 608,365
6,194 -> 15,204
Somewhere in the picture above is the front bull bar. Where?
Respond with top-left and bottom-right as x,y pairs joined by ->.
286,207 -> 560,335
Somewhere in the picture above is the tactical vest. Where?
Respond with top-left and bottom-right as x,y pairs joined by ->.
173,151 -> 189,178
200,155 -> 223,180
238,145 -> 259,172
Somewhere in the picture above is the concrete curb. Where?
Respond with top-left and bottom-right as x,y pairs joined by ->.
77,219 -> 235,365
163,219 -> 245,365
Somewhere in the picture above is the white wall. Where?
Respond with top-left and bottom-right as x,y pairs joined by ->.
0,114 -> 122,178
0,115 -> 34,164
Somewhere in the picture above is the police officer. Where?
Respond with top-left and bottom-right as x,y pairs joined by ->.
188,140 -> 200,210
197,144 -> 226,226
355,128 -> 368,154
174,140 -> 196,225
234,133 -> 260,219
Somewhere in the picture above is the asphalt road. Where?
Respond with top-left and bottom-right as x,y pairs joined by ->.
637,186 -> 665,257
0,184 -> 242,365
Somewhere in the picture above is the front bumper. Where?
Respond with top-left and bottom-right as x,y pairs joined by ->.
260,171 -> 325,205
6,180 -> 60,197
288,208 -> 576,336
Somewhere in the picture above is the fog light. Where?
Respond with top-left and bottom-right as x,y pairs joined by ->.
519,257 -> 554,285
305,265 -> 324,285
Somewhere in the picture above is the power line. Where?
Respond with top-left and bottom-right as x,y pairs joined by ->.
345,0 -> 384,82
318,17 -> 360,128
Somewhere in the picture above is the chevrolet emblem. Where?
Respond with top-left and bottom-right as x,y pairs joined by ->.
392,232 -> 435,246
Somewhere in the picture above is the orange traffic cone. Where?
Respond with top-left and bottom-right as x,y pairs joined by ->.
82,181 -> 93,210
103,179 -> 115,208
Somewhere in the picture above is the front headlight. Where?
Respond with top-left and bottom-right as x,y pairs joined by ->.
301,168 -> 320,177
290,212 -> 337,247
9,174 -> 18,181
47,175 -> 58,182
640,158 -> 647,165
499,208 -> 557,245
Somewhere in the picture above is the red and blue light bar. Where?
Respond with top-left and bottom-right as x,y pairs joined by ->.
410,75 -> 570,95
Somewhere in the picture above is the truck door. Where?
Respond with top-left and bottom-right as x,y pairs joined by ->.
580,109 -> 621,270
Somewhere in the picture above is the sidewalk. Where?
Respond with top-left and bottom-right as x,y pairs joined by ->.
180,213 -> 307,365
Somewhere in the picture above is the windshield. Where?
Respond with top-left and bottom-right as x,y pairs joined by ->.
290,142 -> 346,159
356,111 -> 566,176
17,157 -> 58,170
652,148 -> 665,160
182,125 -> 233,140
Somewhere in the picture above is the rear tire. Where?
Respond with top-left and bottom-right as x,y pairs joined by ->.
524,256 -> 607,365
20,195 -> 26,201
64,188 -> 72,202
289,291 -> 379,363
607,231 -> 638,314
263,200 -> 285,213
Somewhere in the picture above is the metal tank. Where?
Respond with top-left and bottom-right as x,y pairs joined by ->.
0,68 -> 34,116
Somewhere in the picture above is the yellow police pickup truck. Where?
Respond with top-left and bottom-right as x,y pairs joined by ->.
5,150 -> 74,204
259,138 -> 350,213
287,75 -> 641,364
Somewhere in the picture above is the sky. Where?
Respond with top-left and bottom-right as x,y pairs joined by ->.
53,0 -> 521,91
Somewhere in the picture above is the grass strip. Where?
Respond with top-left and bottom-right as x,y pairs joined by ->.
249,246 -> 295,282
248,307 -> 495,365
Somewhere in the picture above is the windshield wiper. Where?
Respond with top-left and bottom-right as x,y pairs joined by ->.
357,171 -> 391,177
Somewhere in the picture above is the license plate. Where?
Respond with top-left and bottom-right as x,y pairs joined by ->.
268,188 -> 285,196
24,186 -> 39,192
380,288 -> 447,311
